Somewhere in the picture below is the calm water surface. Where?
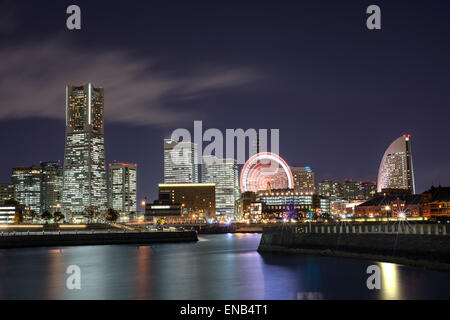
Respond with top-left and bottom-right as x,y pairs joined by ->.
0,233 -> 449,300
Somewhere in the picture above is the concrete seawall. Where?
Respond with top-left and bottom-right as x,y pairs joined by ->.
198,224 -> 263,234
258,224 -> 450,272
0,231 -> 198,249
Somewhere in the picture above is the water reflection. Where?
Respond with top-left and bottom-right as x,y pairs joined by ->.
46,249 -> 65,299
379,262 -> 402,300
136,246 -> 151,299
0,234 -> 449,299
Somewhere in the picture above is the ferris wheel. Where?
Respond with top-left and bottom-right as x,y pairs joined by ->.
240,152 -> 294,193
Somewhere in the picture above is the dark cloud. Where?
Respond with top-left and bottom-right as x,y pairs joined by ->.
0,36 -> 258,126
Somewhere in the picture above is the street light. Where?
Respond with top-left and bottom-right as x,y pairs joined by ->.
141,197 -> 147,208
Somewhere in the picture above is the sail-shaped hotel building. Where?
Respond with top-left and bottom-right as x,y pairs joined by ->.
377,135 -> 415,194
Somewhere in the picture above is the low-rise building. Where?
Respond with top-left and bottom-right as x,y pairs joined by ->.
0,200 -> 24,224
145,201 -> 182,217
256,189 -> 316,219
157,183 -> 216,218
422,186 -> 450,221
354,194 -> 422,218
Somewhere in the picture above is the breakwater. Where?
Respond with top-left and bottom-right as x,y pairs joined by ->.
197,223 -> 263,234
0,231 -> 198,249
258,223 -> 450,272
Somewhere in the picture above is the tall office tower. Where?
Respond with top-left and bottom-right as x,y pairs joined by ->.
62,83 -> 107,215
201,156 -> 239,217
164,139 -> 199,183
109,163 -> 137,213
319,180 -> 344,199
0,184 -> 15,205
291,166 -> 315,194
40,161 -> 63,214
11,166 -> 42,214
377,135 -> 415,194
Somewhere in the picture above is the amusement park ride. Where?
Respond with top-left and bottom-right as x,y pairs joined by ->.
240,152 -> 294,194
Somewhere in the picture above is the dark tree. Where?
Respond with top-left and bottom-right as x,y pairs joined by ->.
105,208 -> 119,222
54,211 -> 64,223
41,210 -> 53,223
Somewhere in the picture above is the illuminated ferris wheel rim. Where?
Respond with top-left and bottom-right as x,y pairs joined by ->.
240,152 -> 294,193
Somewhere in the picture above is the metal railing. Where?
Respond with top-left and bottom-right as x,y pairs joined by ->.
291,223 -> 448,236
0,229 -> 184,237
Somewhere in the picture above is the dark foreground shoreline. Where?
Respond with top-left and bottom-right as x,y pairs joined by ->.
258,225 -> 450,273
258,245 -> 450,273
0,231 -> 198,249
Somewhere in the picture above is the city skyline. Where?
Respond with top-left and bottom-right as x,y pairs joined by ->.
0,107 -> 434,207
0,1 -> 449,202
1,0 -> 450,304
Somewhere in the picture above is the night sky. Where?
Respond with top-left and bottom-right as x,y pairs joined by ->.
0,0 -> 449,203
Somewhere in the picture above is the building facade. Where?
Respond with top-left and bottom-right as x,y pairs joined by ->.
0,201 -> 24,224
164,139 -> 198,183
343,180 -> 362,201
377,135 -> 415,194
201,156 -> 239,217
319,180 -> 344,199
40,161 -> 63,214
62,83 -> 107,215
361,182 -> 377,200
11,166 -> 42,214
158,183 -> 215,218
291,166 -> 315,194
0,184 -> 15,205
256,189 -> 316,219
354,194 -> 422,218
422,186 -> 450,221
109,163 -> 137,213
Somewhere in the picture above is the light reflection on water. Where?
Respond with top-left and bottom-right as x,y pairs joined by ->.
0,233 -> 449,300
380,262 -> 401,300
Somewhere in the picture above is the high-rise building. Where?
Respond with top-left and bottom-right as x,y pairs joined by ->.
361,182 -> 377,200
319,180 -> 343,200
40,161 -> 63,214
62,83 -> 107,215
164,139 -> 198,183
11,166 -> 42,214
109,163 -> 137,213
343,180 -> 362,201
0,184 -> 15,205
201,156 -> 239,217
377,135 -> 415,194
291,166 -> 315,194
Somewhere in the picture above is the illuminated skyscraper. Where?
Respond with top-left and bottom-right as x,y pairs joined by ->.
40,161 -> 63,214
109,163 -> 137,213
164,139 -> 198,183
11,166 -> 41,214
201,156 -> 239,217
62,83 -> 107,215
377,135 -> 415,194
291,166 -> 315,194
